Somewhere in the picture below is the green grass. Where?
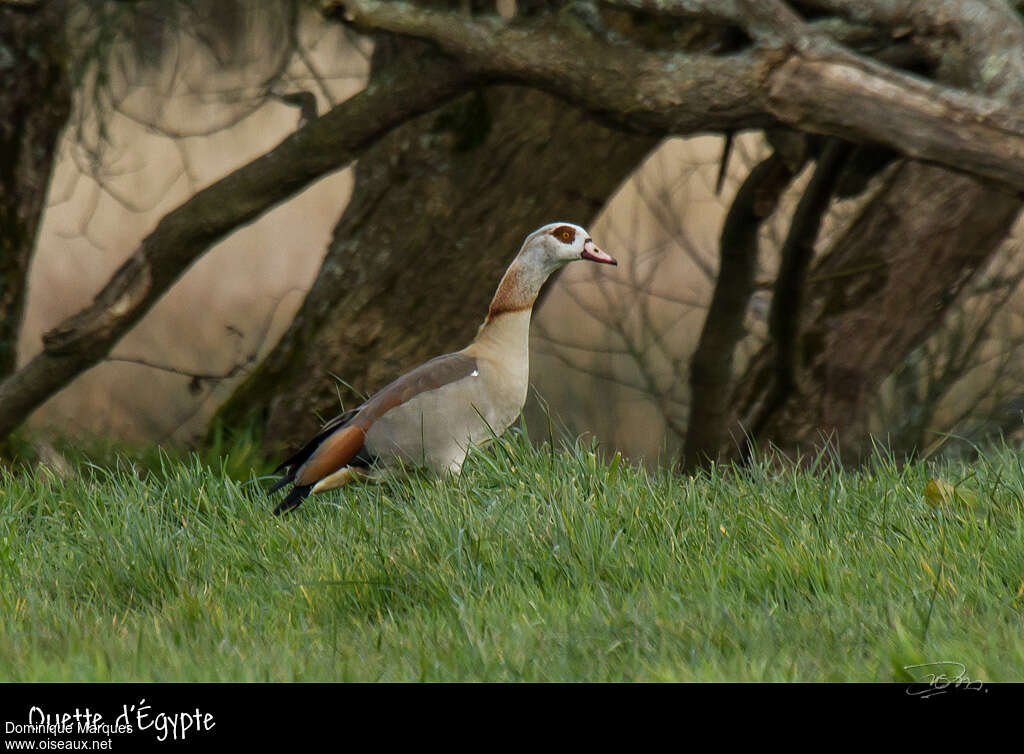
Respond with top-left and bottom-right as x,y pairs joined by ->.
2,429 -> 1024,682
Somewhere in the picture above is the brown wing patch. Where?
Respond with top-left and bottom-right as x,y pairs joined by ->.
273,406 -> 360,475
295,425 -> 367,486
550,225 -> 576,244
292,353 -> 476,487
354,353 -> 478,428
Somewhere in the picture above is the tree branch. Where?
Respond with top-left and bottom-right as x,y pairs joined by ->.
331,0 -> 771,133
740,138 -> 852,463
332,0 -> 1024,194
682,148 -> 800,472
768,139 -> 852,391
0,56 -> 471,441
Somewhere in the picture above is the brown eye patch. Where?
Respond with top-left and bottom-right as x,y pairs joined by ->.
550,225 -> 576,244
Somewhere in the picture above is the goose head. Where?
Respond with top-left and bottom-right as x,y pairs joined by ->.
484,223 -> 617,321
517,222 -> 617,275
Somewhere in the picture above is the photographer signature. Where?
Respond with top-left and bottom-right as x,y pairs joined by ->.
903,661 -> 986,698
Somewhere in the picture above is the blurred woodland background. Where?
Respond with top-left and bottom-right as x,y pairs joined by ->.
7,0 -> 1024,472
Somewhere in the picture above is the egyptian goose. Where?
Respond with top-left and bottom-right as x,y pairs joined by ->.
269,222 -> 616,514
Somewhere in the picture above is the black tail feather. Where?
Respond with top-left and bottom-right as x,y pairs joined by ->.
267,470 -> 296,495
273,407 -> 361,476
273,484 -> 314,516
267,407 -> 368,515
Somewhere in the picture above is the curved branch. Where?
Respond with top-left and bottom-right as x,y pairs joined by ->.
740,138 -> 852,462
332,0 -> 770,133
769,140 -> 852,391
0,56 -> 471,441
333,0 -> 1024,193
682,148 -> 800,472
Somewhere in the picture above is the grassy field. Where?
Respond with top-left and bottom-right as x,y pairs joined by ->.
1,429 -> 1023,682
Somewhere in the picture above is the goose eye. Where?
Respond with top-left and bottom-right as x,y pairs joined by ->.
551,226 -> 576,244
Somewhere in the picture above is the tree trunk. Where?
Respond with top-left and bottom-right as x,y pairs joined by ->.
212,44 -> 657,454
730,161 -> 1021,463
681,147 -> 800,472
0,0 -> 70,378
716,0 -> 1024,465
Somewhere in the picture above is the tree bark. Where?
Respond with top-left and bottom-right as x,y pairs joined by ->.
0,0 -> 70,378
335,0 -> 1024,194
217,1 -> 1024,461
0,53 -> 473,443
5,0 -> 1024,464
213,46 -> 658,454
724,0 -> 1024,464
681,148 -> 799,472
730,161 -> 1021,463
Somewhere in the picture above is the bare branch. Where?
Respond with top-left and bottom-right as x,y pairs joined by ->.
332,0 -> 770,133
682,148 -> 800,471
798,1 -> 1024,101
333,0 -> 1024,194
598,0 -> 743,23
0,56 -> 471,441
740,138 -> 852,462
